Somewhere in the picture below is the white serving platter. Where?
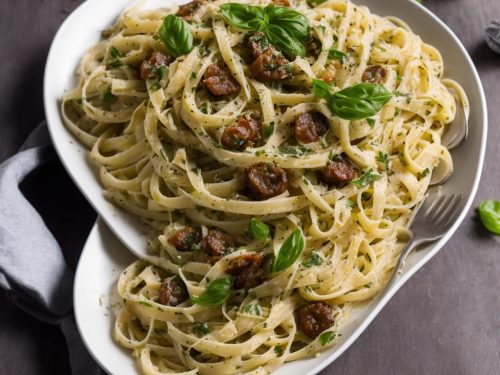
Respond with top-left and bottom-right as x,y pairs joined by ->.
44,0 -> 487,373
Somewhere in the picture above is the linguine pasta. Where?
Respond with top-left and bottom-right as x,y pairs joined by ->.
62,0 -> 468,373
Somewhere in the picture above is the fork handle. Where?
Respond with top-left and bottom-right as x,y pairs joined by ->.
380,237 -> 427,296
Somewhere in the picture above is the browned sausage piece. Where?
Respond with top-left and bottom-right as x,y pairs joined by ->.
176,0 -> 203,18
158,276 -> 188,306
272,0 -> 290,6
169,227 -> 202,252
295,112 -> 329,144
202,230 -> 235,262
318,156 -> 358,186
246,162 -> 288,200
140,51 -> 172,80
248,32 -> 270,59
251,47 -> 292,81
221,116 -> 261,151
202,64 -> 240,96
361,65 -> 387,84
298,302 -> 335,339
225,253 -> 266,289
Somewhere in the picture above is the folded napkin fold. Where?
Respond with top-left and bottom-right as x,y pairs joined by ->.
486,20 -> 500,54
0,123 -> 102,375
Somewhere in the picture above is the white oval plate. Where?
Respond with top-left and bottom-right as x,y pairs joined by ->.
53,0 -> 487,373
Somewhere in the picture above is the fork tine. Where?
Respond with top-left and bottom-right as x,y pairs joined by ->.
433,194 -> 458,224
427,195 -> 450,221
423,194 -> 445,217
441,195 -> 463,228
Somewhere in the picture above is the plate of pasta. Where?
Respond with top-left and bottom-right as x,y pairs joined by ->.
45,0 -> 487,373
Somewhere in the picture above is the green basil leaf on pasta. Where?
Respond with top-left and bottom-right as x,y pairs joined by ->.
246,218 -> 270,241
220,3 -> 310,57
352,168 -> 381,189
159,15 -> 193,57
319,331 -> 336,345
266,24 -> 306,57
265,5 -> 310,42
220,3 -> 266,31
272,229 -> 305,273
327,48 -> 346,61
312,79 -> 334,100
330,83 -> 393,120
479,200 -> 500,235
192,276 -> 234,307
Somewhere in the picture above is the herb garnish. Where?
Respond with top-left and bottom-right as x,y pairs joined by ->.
377,151 -> 389,170
191,276 -> 234,307
193,322 -> 209,336
302,251 -> 323,268
312,79 -> 392,120
159,15 -> 193,57
242,303 -> 262,316
352,168 -> 381,188
327,48 -> 346,62
271,229 -> 306,273
478,200 -> 500,235
246,218 -> 270,241
318,331 -> 336,345
220,3 -> 310,57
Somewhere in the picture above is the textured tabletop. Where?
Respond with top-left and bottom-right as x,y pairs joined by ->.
0,1 -> 499,374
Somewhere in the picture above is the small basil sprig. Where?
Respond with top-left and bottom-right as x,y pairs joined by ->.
220,3 -> 310,57
271,229 -> 305,273
312,79 -> 392,120
246,218 -> 270,241
159,15 -> 193,57
191,276 -> 234,307
478,200 -> 500,235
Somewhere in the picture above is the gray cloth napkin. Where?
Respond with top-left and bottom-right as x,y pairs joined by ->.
486,20 -> 500,54
0,123 -> 103,375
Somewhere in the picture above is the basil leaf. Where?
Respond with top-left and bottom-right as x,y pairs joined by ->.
220,3 -> 266,31
312,79 -> 334,100
159,15 -> 193,57
266,24 -> 305,57
192,276 -> 234,307
352,168 -> 381,188
327,48 -> 346,61
330,83 -> 393,120
272,229 -> 305,273
302,251 -> 322,268
319,331 -> 336,345
246,218 -> 270,241
479,200 -> 500,235
264,5 -> 310,42
220,3 -> 310,57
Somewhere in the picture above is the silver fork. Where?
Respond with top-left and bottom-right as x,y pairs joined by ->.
382,192 -> 464,293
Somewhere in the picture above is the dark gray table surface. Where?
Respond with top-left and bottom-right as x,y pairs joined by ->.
0,0 -> 499,374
